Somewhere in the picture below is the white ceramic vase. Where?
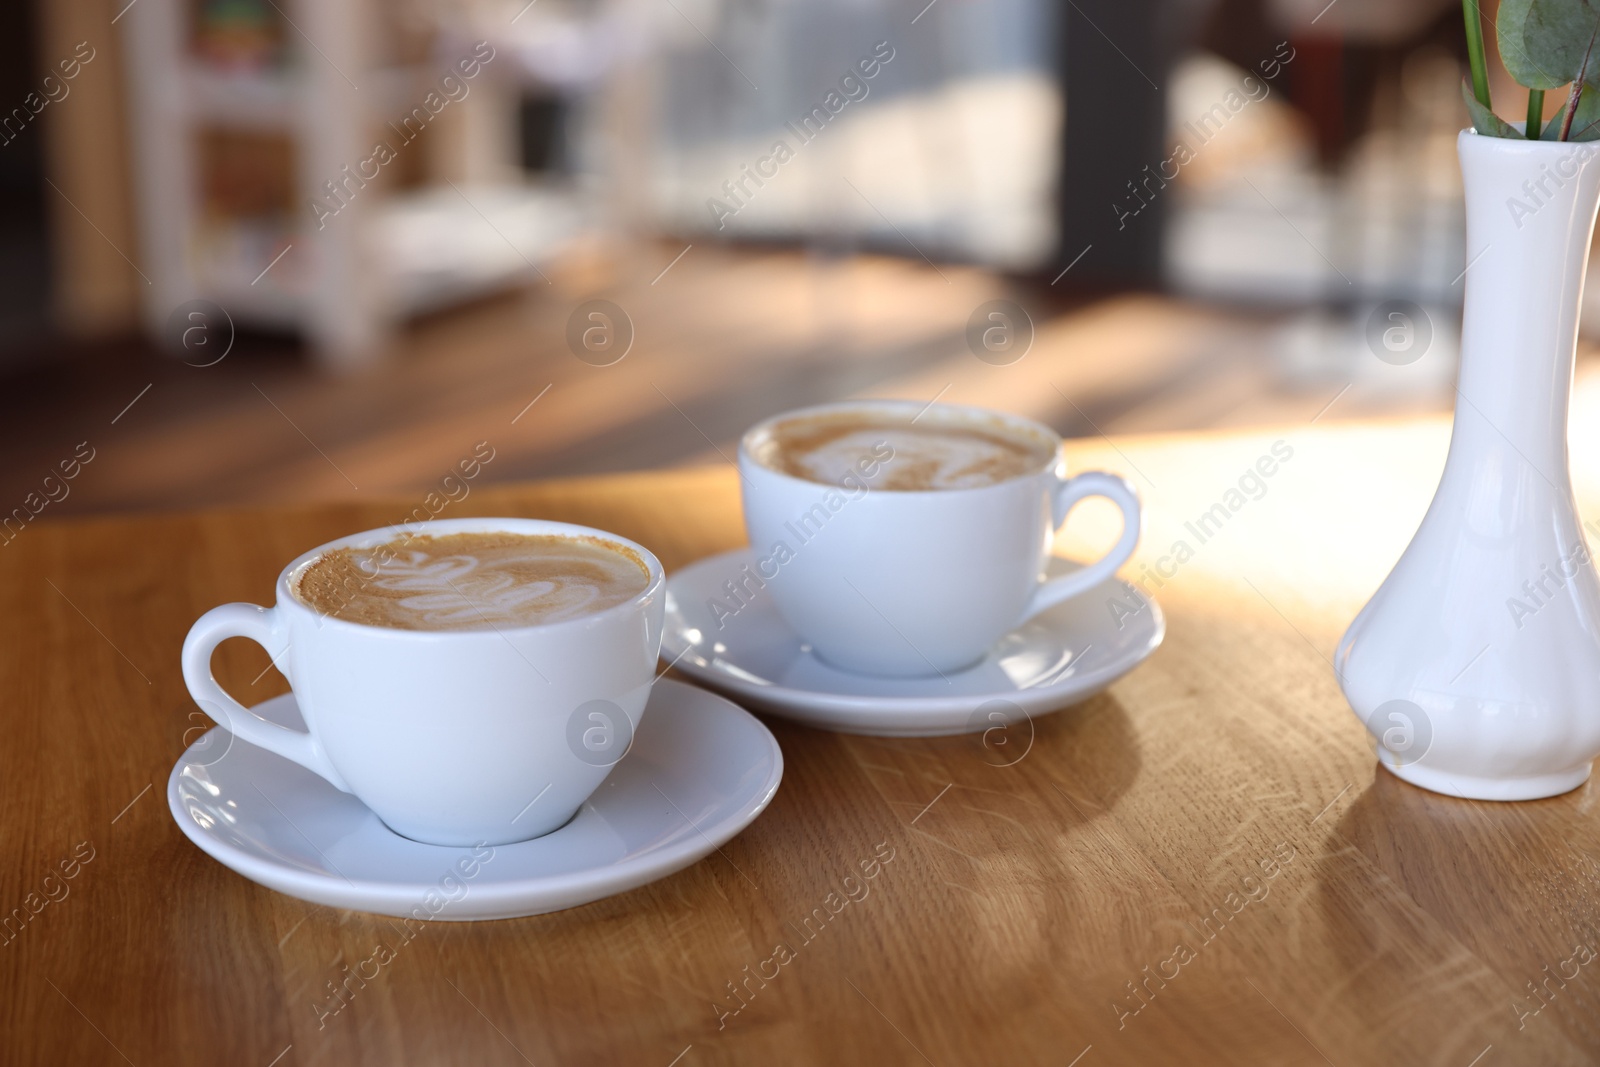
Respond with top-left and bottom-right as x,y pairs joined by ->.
1336,129 -> 1600,800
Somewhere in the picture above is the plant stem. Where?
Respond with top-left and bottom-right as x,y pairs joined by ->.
1527,89 -> 1545,138
1562,17 -> 1600,140
1562,80 -> 1582,140
1463,0 -> 1492,108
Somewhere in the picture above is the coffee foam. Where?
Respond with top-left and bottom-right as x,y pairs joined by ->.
759,413 -> 1053,490
292,531 -> 650,631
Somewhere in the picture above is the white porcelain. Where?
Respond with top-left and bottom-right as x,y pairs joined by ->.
1337,131 -> 1600,800
167,679 -> 783,919
181,517 -> 666,846
662,548 -> 1164,735
738,399 -> 1143,677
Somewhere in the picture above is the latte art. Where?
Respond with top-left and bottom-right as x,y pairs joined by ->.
350,551 -> 603,628
293,532 -> 650,631
759,414 -> 1053,491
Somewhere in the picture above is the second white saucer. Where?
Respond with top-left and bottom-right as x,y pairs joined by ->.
662,548 -> 1165,736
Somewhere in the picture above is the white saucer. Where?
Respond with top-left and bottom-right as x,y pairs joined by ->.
167,679 -> 782,919
661,549 -> 1165,736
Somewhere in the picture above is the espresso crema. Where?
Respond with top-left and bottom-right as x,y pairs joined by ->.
293,531 -> 650,631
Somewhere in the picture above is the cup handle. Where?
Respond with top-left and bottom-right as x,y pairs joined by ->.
1024,471 -> 1142,619
181,603 -> 352,792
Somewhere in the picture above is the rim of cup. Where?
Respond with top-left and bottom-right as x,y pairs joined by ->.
276,516 -> 665,639
738,398 -> 1066,494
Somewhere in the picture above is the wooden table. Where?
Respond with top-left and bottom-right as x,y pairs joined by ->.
5,418 -> 1600,1066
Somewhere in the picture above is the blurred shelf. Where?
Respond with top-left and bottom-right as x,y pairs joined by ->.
123,0 -> 546,368
377,184 -> 579,314
181,63 -> 431,130
183,66 -> 296,129
189,184 -> 580,325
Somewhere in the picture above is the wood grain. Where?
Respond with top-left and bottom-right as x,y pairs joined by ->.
2,426 -> 1598,1066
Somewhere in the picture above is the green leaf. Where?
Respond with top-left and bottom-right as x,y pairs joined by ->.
1540,84 -> 1600,139
1541,99 -> 1568,137
1464,0 -> 1493,106
1497,0 -> 1600,90
1572,86 -> 1600,139
1462,79 -> 1522,137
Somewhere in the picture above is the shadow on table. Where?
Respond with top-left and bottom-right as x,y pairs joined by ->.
838,690 -> 1144,1055
1317,768 -> 1600,1059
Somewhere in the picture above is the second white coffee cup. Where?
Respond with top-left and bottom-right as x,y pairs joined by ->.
738,400 -> 1141,677
180,517 -> 665,847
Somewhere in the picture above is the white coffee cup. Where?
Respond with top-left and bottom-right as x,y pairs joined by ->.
737,400 -> 1141,677
180,517 -> 665,846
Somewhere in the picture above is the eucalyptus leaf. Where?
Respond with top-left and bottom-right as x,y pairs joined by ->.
1462,79 -> 1522,138
1570,83 -> 1600,138
1538,84 -> 1600,139
1540,99 -> 1567,137
1497,0 -> 1600,90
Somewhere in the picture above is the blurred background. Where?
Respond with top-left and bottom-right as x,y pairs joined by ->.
4,0 -> 1597,515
